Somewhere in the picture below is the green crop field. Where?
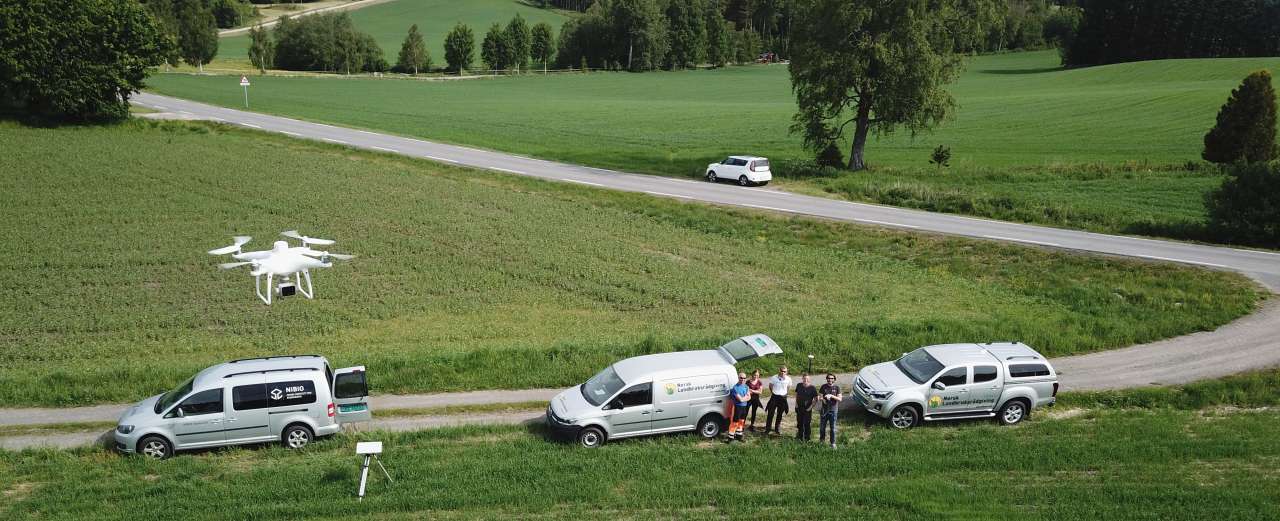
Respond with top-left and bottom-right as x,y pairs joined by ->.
4,370 -> 1279,520
145,51 -> 1280,239
0,119 -> 1261,407
218,0 -> 569,67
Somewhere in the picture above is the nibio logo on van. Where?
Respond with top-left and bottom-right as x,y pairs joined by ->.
270,388 -> 284,400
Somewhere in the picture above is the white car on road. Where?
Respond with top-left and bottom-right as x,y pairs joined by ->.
706,156 -> 771,186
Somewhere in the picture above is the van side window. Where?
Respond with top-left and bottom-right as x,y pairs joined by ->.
936,368 -> 967,387
233,384 -> 268,411
615,383 -> 652,408
1009,364 -> 1050,378
266,380 -> 317,407
973,366 -> 998,383
176,389 -> 223,416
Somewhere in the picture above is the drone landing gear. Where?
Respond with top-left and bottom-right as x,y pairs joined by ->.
253,271 -> 316,305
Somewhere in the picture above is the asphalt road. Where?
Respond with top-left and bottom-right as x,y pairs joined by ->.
134,93 -> 1279,291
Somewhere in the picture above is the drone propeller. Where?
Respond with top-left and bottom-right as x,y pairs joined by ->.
296,248 -> 355,260
219,261 -> 254,270
208,236 -> 253,255
281,230 -> 335,246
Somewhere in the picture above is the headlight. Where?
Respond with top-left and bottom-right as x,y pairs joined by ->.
116,425 -> 135,434
869,391 -> 894,400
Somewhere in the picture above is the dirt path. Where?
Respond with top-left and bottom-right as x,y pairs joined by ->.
219,0 -> 396,37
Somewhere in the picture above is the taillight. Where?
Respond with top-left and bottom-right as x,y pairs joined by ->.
327,403 -> 336,418
1052,383 -> 1059,397
749,162 -> 758,172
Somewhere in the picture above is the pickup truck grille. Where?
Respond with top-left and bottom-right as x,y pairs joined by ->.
856,376 -> 871,393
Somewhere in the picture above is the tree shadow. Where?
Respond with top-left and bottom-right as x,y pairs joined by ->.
977,67 -> 1063,75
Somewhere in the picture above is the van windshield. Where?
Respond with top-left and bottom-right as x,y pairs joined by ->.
895,349 -> 944,384
580,366 -> 626,407
154,376 -> 195,414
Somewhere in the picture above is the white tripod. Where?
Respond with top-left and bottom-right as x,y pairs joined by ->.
356,441 -> 393,501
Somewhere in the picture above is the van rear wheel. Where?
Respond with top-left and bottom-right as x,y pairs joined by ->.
696,415 -> 723,439
578,426 -> 605,448
282,424 -> 314,449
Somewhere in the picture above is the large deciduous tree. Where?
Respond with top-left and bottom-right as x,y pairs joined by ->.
397,24 -> 430,74
1203,70 -> 1279,165
0,0 -> 169,121
177,0 -> 219,72
481,22 -> 509,71
704,0 -> 732,67
444,23 -> 475,74
248,25 -> 274,74
788,0 -> 988,170
665,0 -> 707,69
505,15 -> 532,73
610,0 -> 669,71
530,22 -> 555,73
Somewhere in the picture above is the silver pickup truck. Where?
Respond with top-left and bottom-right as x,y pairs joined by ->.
851,342 -> 1058,429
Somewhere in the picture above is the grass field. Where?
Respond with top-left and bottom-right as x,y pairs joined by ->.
3,406 -> 1277,519
0,119 -> 1262,407
145,51 -> 1280,239
218,0 -> 569,67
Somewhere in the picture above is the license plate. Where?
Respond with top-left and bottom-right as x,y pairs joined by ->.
339,403 -> 367,413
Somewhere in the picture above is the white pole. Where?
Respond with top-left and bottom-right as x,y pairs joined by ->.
243,84 -> 249,108
358,454 -> 371,500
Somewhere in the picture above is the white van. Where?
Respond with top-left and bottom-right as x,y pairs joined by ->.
113,355 -> 371,459
546,334 -> 783,447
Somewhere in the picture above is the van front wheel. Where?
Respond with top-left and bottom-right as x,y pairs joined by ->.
282,424 -> 314,449
578,426 -> 606,448
696,415 -> 723,439
138,435 -> 172,460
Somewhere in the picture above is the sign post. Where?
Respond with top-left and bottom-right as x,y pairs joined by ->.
239,75 -> 250,108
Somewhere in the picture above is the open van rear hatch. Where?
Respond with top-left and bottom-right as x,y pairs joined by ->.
717,334 -> 783,363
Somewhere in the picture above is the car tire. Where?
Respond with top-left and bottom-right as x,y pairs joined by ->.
137,435 -> 173,460
578,426 -> 606,448
888,405 -> 920,430
282,424 -> 314,449
998,399 -> 1029,426
738,175 -> 750,186
696,414 -> 723,439
706,171 -> 718,182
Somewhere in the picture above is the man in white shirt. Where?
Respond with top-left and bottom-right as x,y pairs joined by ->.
763,365 -> 792,435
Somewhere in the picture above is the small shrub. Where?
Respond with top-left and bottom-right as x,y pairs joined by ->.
816,142 -> 844,168
775,159 -> 840,179
929,145 -> 951,171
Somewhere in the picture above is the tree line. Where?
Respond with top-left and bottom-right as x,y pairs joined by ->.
1063,0 -> 1280,67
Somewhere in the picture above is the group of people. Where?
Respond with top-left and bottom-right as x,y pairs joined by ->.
725,366 -> 843,448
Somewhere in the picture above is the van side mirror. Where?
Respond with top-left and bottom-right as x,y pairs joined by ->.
175,407 -> 186,418
932,381 -> 946,391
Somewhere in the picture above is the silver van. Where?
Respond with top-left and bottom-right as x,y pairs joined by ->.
113,355 -> 371,459
546,334 -> 783,447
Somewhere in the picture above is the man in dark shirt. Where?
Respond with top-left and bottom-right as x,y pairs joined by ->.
793,374 -> 818,441
818,373 -> 842,449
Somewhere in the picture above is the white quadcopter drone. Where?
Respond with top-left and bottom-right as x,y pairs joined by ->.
208,230 -> 354,305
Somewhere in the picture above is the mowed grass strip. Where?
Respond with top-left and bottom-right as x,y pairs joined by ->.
0,120 -> 1261,407
218,0 -> 569,66
145,51 -> 1280,239
2,408 -> 1278,520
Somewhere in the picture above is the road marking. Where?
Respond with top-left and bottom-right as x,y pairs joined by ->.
490,167 -> 526,175
1134,255 -> 1229,269
179,111 -> 195,116
563,179 -> 603,187
741,187 -> 777,194
356,130 -> 377,135
241,123 -> 262,129
982,235 -> 1062,247
644,191 -> 695,200
281,131 -> 302,137
1228,247 -> 1280,257
372,146 -> 397,153
322,138 -> 348,145
741,203 -> 797,213
854,218 -> 920,229
425,155 -> 459,164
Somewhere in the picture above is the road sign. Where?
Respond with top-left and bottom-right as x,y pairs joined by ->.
240,76 -> 250,108
239,75 -> 250,86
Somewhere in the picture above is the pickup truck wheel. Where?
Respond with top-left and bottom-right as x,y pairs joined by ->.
706,171 -> 718,182
889,405 -> 920,429
578,426 -> 606,448
998,400 -> 1028,426
696,415 -> 723,439
738,175 -> 750,186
